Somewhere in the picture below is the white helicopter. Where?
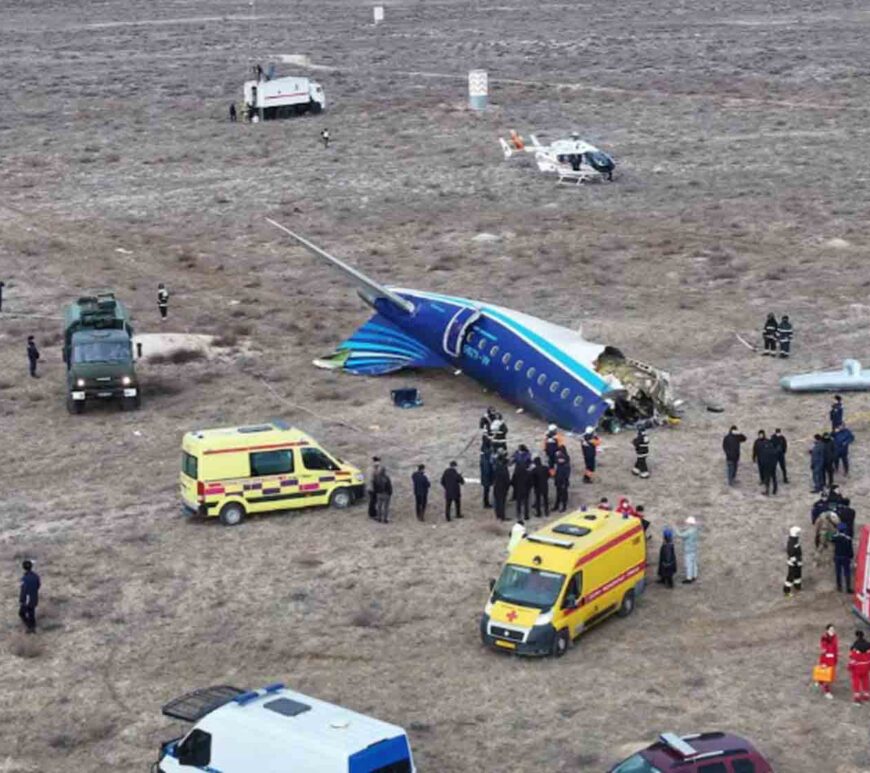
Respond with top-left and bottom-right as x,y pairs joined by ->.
499,130 -> 616,184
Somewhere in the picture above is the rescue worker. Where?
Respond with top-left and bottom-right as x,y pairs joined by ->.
492,452 -> 511,521
321,128 -> 330,148
752,430 -> 768,484
759,436 -> 779,495
848,631 -> 870,703
784,526 -> 802,596
771,428 -> 788,484
835,498 -> 856,538
777,314 -> 793,358
832,522 -> 854,593
511,459 -> 532,522
810,435 -> 826,494
830,395 -> 844,432
822,432 -> 837,488
553,451 -> 570,512
411,464 -> 429,521
479,429 -> 493,509
532,456 -> 550,518
229,102 -> 237,122
632,429 -> 650,478
27,335 -> 40,378
543,424 -> 561,468
19,560 -> 40,634
512,443 -> 532,470
675,516 -> 699,583
657,528 -> 677,589
833,424 -> 855,476
581,431 -> 598,484
615,496 -> 635,518
440,461 -> 464,521
816,624 -> 838,699
635,504 -> 652,540
490,413 -> 508,455
479,406 -> 497,435
373,467 -> 393,524
722,426 -> 747,485
762,312 -> 779,355
157,283 -> 169,320
367,456 -> 381,519
507,521 -> 526,553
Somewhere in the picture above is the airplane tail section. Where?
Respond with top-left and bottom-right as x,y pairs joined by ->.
313,313 -> 449,375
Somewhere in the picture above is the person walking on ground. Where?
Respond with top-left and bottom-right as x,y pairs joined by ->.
507,521 -> 526,553
759,435 -> 779,495
532,456 -> 550,518
367,457 -> 381,519
157,283 -> 169,320
752,430 -> 768,484
848,631 -> 870,703
675,516 -> 699,583
784,526 -> 803,596
411,464 -> 429,521
581,431 -> 598,484
762,312 -> 779,355
816,624 -> 838,699
822,432 -> 837,488
553,451 -> 570,512
810,435 -> 826,494
632,429 -> 650,478
830,395 -> 844,433
722,426 -> 747,485
777,314 -> 793,358
229,102 -> 237,122
657,528 -> 677,589
771,428 -> 789,484
512,458 -> 532,522
833,424 -> 855,477
441,461 -> 464,521
19,560 -> 40,634
832,522 -> 854,593
492,452 -> 510,521
26,336 -> 40,378
373,467 -> 393,524
320,128 -> 330,148
479,430 -> 494,509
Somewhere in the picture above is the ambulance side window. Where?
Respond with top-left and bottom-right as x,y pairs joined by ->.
301,447 -> 339,471
177,728 -> 211,767
250,449 -> 294,477
561,572 -> 582,609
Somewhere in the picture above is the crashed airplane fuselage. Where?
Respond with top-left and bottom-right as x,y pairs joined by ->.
268,220 -> 676,433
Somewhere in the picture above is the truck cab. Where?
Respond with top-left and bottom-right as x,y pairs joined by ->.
154,683 -> 415,773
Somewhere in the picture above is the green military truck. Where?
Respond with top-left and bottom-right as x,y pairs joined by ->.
63,291 -> 140,414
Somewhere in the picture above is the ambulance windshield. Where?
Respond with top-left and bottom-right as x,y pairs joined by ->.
492,565 -> 565,610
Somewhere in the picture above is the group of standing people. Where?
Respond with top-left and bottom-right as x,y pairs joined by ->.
761,312 -> 793,358
723,425 -> 787,492
367,457 -> 466,524
814,624 -> 870,703
809,396 -> 854,493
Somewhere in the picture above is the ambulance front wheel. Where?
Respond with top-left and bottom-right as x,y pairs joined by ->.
617,588 -> 636,618
552,628 -> 569,658
331,488 -> 352,509
220,502 -> 246,526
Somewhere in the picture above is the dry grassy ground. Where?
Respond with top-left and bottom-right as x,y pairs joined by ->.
2,0 -> 870,770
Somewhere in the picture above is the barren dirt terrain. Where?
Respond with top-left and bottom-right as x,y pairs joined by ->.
2,0 -> 870,770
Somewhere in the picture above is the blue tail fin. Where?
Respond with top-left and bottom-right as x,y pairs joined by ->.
314,314 -> 448,375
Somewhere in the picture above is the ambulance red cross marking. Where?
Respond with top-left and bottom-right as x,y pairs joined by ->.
506,609 -> 518,622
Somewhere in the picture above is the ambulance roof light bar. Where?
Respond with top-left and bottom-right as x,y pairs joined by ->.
659,732 -> 698,759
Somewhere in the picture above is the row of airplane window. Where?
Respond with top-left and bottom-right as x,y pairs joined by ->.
467,329 -> 596,413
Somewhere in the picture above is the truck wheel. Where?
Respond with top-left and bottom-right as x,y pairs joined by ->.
219,502 -> 245,526
330,488 -> 352,509
309,99 -> 322,114
67,398 -> 84,415
617,588 -> 636,618
121,396 -> 140,411
552,628 -> 569,658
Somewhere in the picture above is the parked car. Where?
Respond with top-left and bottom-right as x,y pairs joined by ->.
609,732 -> 773,773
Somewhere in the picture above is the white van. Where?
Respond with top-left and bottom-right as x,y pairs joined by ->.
153,683 -> 415,773
243,75 -> 325,119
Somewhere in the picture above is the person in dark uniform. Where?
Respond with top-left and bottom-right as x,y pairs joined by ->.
762,313 -> 779,356
543,425 -> 560,468
822,432 -> 837,488
751,430 -> 768,484
411,464 -> 429,521
157,283 -> 169,320
632,429 -> 650,479
784,526 -> 802,596
492,452 -> 511,521
373,467 -> 393,524
0,280 -> 5,311
810,435 -> 826,493
27,336 -> 40,377
759,435 -> 779,495
722,426 -> 747,485
777,315 -> 793,358
321,128 -> 330,148
367,456 -> 381,519
830,395 -> 844,432
511,458 -> 532,522
490,414 -> 508,455
657,529 -> 677,589
581,432 -> 597,484
229,103 -> 237,122
833,424 -> 855,476
19,560 -> 40,634
532,456 -> 550,518
554,451 -> 570,512
833,523 -> 854,593
771,428 -> 788,484
440,461 -> 464,521
479,430 -> 493,509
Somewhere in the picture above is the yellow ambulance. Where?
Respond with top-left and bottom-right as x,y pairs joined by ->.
480,506 -> 646,657
180,421 -> 365,525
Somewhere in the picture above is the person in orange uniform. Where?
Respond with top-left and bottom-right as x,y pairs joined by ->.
847,630 -> 870,703
816,624 -> 838,699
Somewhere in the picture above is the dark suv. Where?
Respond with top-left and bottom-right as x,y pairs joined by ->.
609,732 -> 773,773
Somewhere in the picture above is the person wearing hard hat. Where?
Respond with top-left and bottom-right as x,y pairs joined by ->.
784,526 -> 803,596
675,516 -> 699,584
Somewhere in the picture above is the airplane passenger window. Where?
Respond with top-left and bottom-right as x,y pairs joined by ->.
573,396 -> 584,407
537,374 -> 547,386
502,353 -> 511,365
561,388 -> 571,400
514,360 -> 524,371
587,405 -> 596,415
478,338 -> 487,350
527,367 -> 536,379
466,331 -> 475,345
550,381 -> 559,394
490,345 -> 499,357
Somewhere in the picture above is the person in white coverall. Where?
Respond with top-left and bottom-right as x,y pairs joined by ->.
675,516 -> 699,584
